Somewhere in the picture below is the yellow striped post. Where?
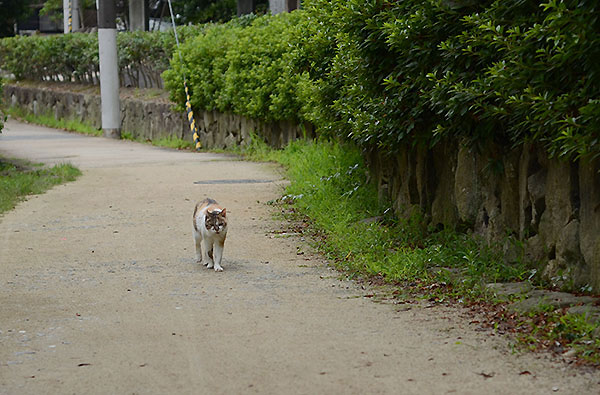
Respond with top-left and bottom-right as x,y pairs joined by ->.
68,0 -> 73,33
184,82 -> 201,150
167,0 -> 201,150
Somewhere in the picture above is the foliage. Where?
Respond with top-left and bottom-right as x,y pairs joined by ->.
0,159 -> 81,214
6,105 -> 102,136
241,136 -> 528,293
163,12 -> 303,121
39,0 -> 97,25
3,1 -> 599,160
299,0 -> 600,160
0,0 -> 35,37
170,0 -> 237,24
0,26 -> 204,87
163,0 -> 600,161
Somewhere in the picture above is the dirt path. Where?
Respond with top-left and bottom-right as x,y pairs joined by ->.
1,120 -> 599,394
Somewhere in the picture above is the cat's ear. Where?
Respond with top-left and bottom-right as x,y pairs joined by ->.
221,208 -> 227,217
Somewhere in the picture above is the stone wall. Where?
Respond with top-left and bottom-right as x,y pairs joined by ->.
366,141 -> 600,291
3,83 -> 311,150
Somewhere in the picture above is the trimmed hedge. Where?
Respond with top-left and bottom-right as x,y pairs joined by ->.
2,1 -> 598,161
163,13 -> 301,121
162,0 -> 600,161
0,26 -> 205,87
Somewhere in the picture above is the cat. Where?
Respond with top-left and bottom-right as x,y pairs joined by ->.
193,198 -> 228,272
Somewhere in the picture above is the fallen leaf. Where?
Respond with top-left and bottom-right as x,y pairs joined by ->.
478,372 -> 495,379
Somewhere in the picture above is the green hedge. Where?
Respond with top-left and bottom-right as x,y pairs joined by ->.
163,13 -> 302,121
162,0 -> 599,161
2,1 -> 598,161
0,26 -> 204,87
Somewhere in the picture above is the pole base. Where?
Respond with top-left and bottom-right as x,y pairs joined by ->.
103,128 -> 121,139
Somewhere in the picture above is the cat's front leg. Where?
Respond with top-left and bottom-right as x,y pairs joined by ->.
193,231 -> 203,264
201,238 -> 214,268
212,241 -> 225,272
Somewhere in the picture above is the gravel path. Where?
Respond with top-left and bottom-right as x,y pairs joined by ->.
1,120 -> 599,394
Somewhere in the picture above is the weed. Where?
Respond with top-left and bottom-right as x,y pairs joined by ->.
243,137 -> 528,297
6,106 -> 195,150
121,132 -> 195,150
234,132 -> 284,162
241,135 -> 600,364
152,136 -> 195,150
514,309 -> 600,364
6,106 -> 102,136
0,159 -> 81,214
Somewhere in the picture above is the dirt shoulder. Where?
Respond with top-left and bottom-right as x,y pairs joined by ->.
1,120 -> 599,394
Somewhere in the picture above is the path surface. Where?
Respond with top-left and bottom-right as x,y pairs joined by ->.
1,119 -> 599,394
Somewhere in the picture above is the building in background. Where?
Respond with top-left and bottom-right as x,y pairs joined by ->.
16,3 -> 62,35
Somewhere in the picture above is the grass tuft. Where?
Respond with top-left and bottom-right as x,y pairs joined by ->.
7,106 -> 196,150
0,159 -> 81,214
7,106 -> 102,136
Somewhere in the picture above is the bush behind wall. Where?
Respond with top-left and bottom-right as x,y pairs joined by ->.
160,0 -> 600,162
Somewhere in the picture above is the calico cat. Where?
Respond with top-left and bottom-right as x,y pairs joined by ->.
193,198 -> 228,271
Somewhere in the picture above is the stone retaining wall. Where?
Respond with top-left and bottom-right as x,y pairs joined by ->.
3,83 -> 311,150
366,141 -> 600,291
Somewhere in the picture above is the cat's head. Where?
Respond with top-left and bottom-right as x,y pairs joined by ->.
205,208 -> 227,234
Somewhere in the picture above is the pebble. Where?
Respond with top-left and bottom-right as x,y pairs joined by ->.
15,351 -> 36,356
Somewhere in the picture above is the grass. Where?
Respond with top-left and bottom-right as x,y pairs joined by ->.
0,159 -> 81,215
242,136 -> 528,295
7,105 -> 195,150
520,310 -> 600,362
238,134 -> 600,365
7,106 -> 102,136
121,131 -> 195,150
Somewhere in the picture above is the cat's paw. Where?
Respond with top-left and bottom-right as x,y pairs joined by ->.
214,265 -> 223,272
206,262 -> 214,269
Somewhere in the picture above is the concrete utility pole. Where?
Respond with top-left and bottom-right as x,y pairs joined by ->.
63,0 -> 80,33
269,0 -> 300,14
129,0 -> 149,31
97,0 -> 121,139
237,0 -> 255,16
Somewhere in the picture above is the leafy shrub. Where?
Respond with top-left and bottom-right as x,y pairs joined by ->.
163,12 -> 303,121
0,26 -> 205,87
2,1 -> 598,160
298,0 -> 600,161
162,0 -> 600,161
